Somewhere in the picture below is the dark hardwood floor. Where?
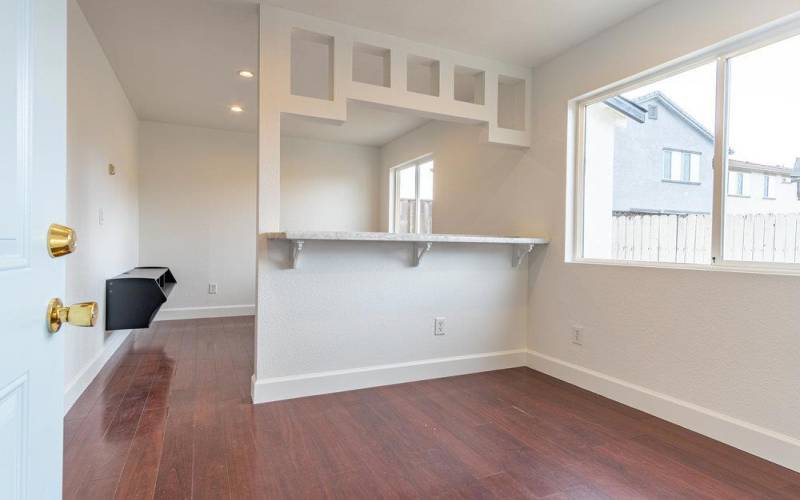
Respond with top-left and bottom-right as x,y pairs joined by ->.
64,317 -> 800,499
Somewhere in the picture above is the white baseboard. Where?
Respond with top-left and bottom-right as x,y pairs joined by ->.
252,349 -> 527,404
526,350 -> 800,473
64,329 -> 133,415
155,304 -> 255,321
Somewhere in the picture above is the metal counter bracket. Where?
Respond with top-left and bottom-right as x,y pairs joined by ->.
290,240 -> 304,269
512,244 -> 535,267
413,242 -> 432,267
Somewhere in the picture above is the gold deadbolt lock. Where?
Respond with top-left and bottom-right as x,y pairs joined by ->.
47,298 -> 97,333
48,224 -> 76,258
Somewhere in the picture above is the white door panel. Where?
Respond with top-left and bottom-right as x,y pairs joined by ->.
0,0 -> 67,498
0,375 -> 28,500
0,0 -> 30,271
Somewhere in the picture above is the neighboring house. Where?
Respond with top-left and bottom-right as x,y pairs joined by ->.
607,92 -> 800,215
727,159 -> 800,214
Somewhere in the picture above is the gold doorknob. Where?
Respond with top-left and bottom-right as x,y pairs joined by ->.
47,298 -> 97,333
48,224 -> 76,257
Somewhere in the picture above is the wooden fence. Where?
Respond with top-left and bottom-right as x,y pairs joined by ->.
612,213 -> 800,264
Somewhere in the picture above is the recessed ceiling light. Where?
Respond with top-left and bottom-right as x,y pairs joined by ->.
229,104 -> 244,113
238,70 -> 255,79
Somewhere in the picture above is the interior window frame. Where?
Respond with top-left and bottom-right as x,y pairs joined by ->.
389,154 -> 434,234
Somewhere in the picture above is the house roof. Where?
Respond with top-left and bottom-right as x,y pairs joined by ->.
603,96 -> 647,123
604,91 -> 799,177
633,91 -> 714,142
729,159 -> 794,177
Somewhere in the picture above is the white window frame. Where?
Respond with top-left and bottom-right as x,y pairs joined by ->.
662,149 -> 701,184
569,16 -> 800,276
389,154 -> 433,233
763,175 -> 775,200
728,171 -> 750,197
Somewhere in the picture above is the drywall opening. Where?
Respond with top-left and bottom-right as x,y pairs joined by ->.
407,54 -> 440,97
497,75 -> 526,130
291,28 -> 334,100
353,42 -> 390,87
280,102 -> 432,232
454,65 -> 485,105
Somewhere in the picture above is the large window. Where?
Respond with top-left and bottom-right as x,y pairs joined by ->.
575,28 -> 800,271
581,62 -> 716,264
725,33 -> 800,264
391,156 -> 433,234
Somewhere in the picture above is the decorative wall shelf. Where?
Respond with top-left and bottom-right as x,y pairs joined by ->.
353,42 -> 391,87
265,231 -> 548,268
105,267 -> 176,331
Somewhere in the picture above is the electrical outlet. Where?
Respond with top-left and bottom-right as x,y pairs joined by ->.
434,317 -> 446,336
208,283 -> 218,295
571,325 -> 583,346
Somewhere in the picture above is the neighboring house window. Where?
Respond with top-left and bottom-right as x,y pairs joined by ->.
762,175 -> 773,199
391,156 -> 433,234
728,172 -> 749,197
663,149 -> 700,183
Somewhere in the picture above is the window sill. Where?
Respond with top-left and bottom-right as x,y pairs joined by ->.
762,197 -> 776,200
661,179 -> 701,185
727,194 -> 750,198
569,257 -> 800,278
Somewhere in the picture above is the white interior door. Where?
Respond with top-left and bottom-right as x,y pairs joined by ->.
1,0 -> 68,498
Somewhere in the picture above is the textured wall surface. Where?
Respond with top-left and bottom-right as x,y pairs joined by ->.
527,0 -> 800,441
65,0 -> 140,408
281,136 -> 381,232
380,121 -> 530,236
259,240 -> 528,378
139,121 -> 257,311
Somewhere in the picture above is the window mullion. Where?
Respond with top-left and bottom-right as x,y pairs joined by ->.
414,162 -> 422,234
711,57 -> 729,264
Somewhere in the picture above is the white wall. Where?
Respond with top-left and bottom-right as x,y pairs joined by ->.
65,0 -> 140,411
380,121 -> 529,236
139,121 -> 256,319
281,136 -> 381,231
255,239 -> 529,401
527,0 -> 800,471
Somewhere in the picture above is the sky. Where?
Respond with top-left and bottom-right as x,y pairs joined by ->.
622,33 -> 800,169
397,159 -> 434,200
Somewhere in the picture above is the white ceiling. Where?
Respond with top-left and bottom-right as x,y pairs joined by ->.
263,0 -> 662,67
282,102 -> 431,147
77,0 -> 259,133
77,0 -> 661,133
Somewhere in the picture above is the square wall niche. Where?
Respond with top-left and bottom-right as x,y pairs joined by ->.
353,42 -> 390,87
497,75 -> 526,130
454,65 -> 485,105
291,28 -> 334,101
407,54 -> 440,97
